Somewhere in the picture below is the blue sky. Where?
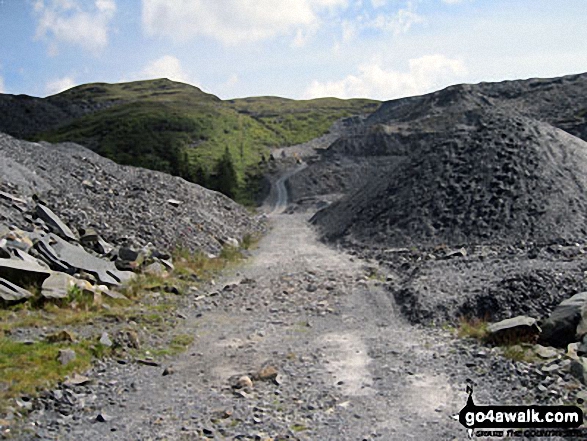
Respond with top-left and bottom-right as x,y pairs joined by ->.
0,0 -> 586,100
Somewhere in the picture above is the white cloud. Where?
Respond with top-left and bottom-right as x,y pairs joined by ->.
370,6 -> 424,35
142,0 -> 348,45
338,1 -> 424,44
34,0 -> 116,55
0,76 -> 5,94
139,55 -> 192,83
45,76 -> 76,95
371,0 -> 387,7
304,54 -> 468,99
442,0 -> 467,4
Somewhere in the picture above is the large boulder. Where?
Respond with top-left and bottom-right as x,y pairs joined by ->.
539,292 -> 587,348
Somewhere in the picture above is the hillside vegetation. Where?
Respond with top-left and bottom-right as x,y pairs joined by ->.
10,78 -> 379,204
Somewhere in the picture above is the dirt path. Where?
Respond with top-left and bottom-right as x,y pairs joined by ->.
23,209 -> 482,441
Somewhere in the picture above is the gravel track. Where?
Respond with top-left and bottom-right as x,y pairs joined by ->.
15,206 -> 586,440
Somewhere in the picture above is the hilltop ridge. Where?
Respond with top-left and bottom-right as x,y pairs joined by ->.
0,78 -> 379,204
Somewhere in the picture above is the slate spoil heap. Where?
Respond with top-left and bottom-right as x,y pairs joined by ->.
303,72 -> 587,328
0,132 -> 264,304
312,107 -> 587,249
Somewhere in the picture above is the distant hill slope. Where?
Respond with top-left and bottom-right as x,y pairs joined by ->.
0,79 -> 379,204
311,72 -> 587,248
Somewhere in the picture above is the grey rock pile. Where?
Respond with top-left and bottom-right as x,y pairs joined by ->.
301,73 -> 587,249
0,132 -> 264,256
293,72 -> 587,333
0,131 -> 264,304
312,108 -> 587,248
0,197 -> 171,304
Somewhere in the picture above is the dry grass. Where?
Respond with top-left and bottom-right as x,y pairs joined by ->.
457,316 -> 489,340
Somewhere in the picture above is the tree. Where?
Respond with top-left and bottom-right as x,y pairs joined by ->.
212,147 -> 238,199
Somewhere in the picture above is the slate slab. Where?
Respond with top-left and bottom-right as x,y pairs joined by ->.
0,276 -> 34,302
39,235 -> 134,286
487,315 -> 541,344
35,204 -> 77,242
0,258 -> 53,285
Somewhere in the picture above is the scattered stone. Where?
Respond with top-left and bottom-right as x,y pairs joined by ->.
41,272 -> 76,300
540,292 -> 587,348
567,342 -> 580,359
46,330 -> 76,343
137,359 -> 160,367
95,412 -> 114,423
57,349 -> 76,365
0,257 -> 52,285
118,247 -> 139,263
233,375 -> 253,390
254,366 -> 278,382
162,367 -> 174,376
2,229 -> 33,251
99,332 -> 113,347
144,262 -> 166,277
534,345 -> 559,359
15,397 -> 32,411
443,247 -> 467,259
578,336 -> 587,357
166,199 -> 182,207
0,190 -> 27,206
224,237 -> 239,248
38,235 -> 134,286
164,284 -> 180,295
64,374 -> 91,387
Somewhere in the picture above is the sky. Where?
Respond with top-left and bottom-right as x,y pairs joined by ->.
0,0 -> 586,101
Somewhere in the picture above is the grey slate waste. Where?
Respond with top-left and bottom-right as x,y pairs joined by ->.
37,235 -> 133,286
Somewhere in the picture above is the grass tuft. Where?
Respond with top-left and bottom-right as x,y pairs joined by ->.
457,316 -> 489,340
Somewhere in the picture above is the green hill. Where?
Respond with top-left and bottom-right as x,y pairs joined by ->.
16,78 -> 380,204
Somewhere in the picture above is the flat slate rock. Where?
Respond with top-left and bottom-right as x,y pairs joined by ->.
0,276 -> 33,302
488,316 -> 539,334
487,315 -> 541,344
35,203 -> 77,242
0,257 -> 53,285
39,235 -> 134,286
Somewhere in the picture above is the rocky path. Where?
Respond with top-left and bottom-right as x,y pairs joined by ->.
18,180 -> 585,440
20,212 -> 465,440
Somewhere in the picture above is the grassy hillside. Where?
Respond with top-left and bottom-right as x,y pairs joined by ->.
30,79 -> 380,204
228,96 -> 379,145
